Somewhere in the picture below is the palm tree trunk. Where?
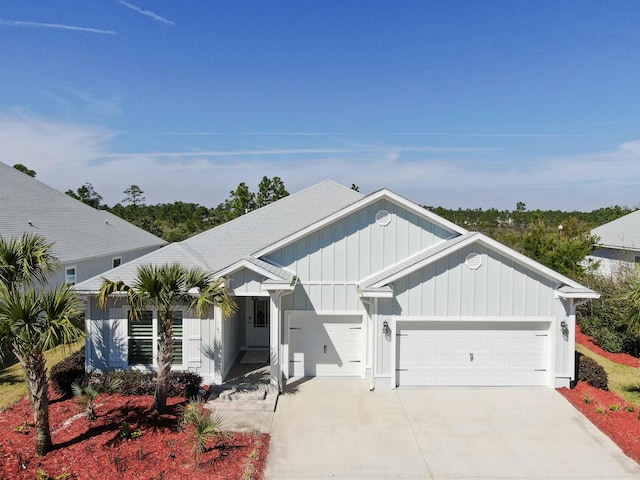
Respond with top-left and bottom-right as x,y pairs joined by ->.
16,349 -> 52,456
153,315 -> 173,414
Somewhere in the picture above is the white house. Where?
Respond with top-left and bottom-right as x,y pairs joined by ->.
588,210 -> 640,276
75,181 -> 598,391
0,161 -> 167,286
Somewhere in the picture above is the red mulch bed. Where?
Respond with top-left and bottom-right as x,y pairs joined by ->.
576,324 -> 640,368
558,382 -> 640,464
0,387 -> 269,480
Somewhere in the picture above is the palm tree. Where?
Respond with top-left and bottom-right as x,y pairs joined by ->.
0,233 -> 84,456
0,233 -> 59,288
97,263 -> 236,413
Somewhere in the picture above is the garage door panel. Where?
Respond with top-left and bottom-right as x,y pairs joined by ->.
397,321 -> 549,387
289,314 -> 362,377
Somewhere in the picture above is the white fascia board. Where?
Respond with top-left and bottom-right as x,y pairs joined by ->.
252,189 -> 468,259
369,234 -> 480,288
555,290 -> 601,300
215,259 -> 283,281
596,244 -> 640,252
262,283 -> 296,292
358,289 -> 395,298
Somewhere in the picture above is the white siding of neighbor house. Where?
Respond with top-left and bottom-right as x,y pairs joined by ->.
51,246 -> 162,287
269,199 -> 455,312
588,248 -> 640,277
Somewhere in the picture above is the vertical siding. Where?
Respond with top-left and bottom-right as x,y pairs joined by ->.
222,310 -> 242,378
265,199 -> 455,312
391,245 -> 558,317
230,269 -> 267,296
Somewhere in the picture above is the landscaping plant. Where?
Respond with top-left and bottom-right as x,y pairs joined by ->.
0,233 -> 84,456
97,263 -> 235,414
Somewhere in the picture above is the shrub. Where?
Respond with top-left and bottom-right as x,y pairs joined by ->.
577,354 -> 609,390
577,272 -> 640,356
89,370 -> 202,398
50,347 -> 87,396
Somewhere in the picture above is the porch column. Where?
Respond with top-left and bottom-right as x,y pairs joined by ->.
269,292 -> 281,391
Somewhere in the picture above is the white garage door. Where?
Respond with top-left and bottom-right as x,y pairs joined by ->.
289,314 -> 363,377
397,321 -> 549,387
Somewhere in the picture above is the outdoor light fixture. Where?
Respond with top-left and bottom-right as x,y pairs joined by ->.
382,320 -> 390,334
560,320 -> 569,339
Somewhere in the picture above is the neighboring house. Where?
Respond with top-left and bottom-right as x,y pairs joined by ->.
75,181 -> 598,391
0,161 -> 167,287
588,210 -> 640,276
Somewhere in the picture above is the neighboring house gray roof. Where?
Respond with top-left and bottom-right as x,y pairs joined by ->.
74,180 -> 363,292
0,162 -> 167,263
592,210 -> 640,251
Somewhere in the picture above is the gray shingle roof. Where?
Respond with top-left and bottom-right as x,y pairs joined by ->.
592,210 -> 640,251
74,180 -> 363,292
0,162 -> 166,263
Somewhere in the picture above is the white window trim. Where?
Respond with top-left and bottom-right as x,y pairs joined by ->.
126,309 -> 185,370
65,265 -> 77,285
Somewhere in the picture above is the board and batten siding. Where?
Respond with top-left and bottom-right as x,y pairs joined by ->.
230,269 -> 268,296
375,244 -> 564,378
383,244 -> 557,317
86,297 -> 225,383
269,199 -> 455,312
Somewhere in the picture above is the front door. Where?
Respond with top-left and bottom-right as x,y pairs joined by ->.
246,297 -> 270,348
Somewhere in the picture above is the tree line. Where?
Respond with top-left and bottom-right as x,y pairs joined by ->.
65,176 -> 290,242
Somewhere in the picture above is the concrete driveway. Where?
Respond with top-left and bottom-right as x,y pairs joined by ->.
264,378 -> 640,479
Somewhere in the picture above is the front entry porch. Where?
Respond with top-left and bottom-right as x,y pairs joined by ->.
206,349 -> 278,423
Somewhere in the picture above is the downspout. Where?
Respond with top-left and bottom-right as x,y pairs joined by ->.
276,288 -> 295,394
359,296 -> 377,392
371,298 -> 378,391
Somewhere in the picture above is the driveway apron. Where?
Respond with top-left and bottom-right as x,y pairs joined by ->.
265,378 -> 640,479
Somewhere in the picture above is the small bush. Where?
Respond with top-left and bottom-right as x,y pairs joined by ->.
50,348 -> 87,396
577,354 -> 609,391
89,370 -> 202,398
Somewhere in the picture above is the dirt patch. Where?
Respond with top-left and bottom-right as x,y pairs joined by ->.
0,387 -> 269,480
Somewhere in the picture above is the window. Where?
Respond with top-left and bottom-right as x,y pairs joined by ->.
65,266 -> 76,285
253,298 -> 269,328
112,257 -> 122,268
127,310 -> 183,366
128,310 -> 153,365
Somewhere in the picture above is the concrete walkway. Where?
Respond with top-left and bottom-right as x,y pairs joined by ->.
264,378 -> 640,479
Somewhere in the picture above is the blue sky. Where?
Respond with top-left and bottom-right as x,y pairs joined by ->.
1,1 -> 639,210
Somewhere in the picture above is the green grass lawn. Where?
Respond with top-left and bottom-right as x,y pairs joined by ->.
0,341 -> 84,411
576,343 -> 640,407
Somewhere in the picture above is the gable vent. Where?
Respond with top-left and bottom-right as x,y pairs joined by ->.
465,252 -> 482,270
375,209 -> 391,226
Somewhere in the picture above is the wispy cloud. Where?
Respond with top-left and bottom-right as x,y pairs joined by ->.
65,88 -> 123,117
118,1 -> 175,25
101,146 -> 496,159
0,19 -> 115,35
2,113 -> 640,210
